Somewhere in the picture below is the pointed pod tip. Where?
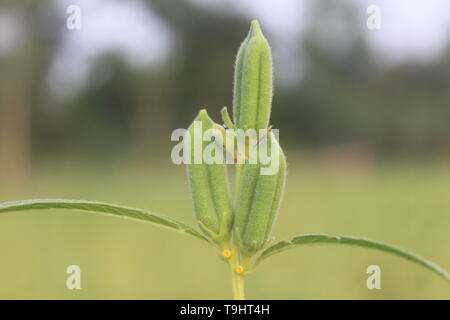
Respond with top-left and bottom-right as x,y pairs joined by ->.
249,19 -> 263,37
251,19 -> 259,27
194,109 -> 213,124
197,109 -> 212,120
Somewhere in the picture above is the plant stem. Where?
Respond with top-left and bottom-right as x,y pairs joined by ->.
229,244 -> 245,300
234,164 -> 243,200
231,269 -> 245,300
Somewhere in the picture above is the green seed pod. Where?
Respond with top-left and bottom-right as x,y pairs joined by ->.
186,110 -> 233,246
234,133 -> 287,254
233,20 -> 273,130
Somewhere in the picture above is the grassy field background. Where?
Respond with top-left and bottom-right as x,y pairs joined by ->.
0,155 -> 449,299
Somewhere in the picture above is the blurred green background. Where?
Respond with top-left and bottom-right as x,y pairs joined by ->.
0,0 -> 449,299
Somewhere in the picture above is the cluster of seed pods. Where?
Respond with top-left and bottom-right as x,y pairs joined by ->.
186,20 -> 286,266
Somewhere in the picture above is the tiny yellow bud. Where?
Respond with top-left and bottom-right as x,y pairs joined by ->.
235,265 -> 245,274
222,249 -> 232,259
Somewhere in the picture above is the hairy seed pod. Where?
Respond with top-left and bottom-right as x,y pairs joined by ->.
233,20 -> 273,130
186,110 -> 233,244
234,133 -> 286,254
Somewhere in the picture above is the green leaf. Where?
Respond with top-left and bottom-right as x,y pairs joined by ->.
255,233 -> 450,282
0,199 -> 210,243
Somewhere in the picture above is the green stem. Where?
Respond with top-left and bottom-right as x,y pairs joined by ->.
234,164 -> 243,200
231,270 -> 245,300
229,244 -> 245,300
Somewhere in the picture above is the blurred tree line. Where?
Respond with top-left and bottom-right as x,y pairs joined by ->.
1,0 -> 450,182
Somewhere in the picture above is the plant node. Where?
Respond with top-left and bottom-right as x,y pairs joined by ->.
235,265 -> 245,274
222,249 -> 232,259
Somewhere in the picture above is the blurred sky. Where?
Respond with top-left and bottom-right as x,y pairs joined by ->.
8,0 -> 449,98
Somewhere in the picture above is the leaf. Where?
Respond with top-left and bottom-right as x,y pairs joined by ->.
0,199 -> 210,243
255,233 -> 450,282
